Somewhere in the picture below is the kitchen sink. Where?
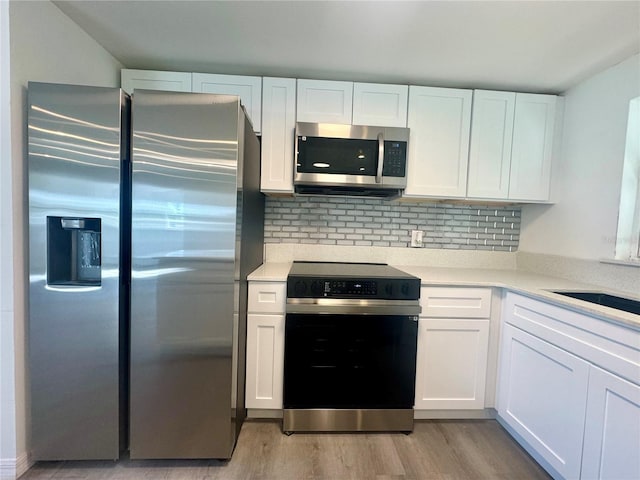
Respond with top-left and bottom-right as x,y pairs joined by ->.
552,291 -> 640,316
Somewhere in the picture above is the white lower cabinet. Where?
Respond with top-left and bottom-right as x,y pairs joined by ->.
498,323 -> 590,480
245,313 -> 284,409
499,292 -> 640,480
414,318 -> 489,409
415,287 -> 492,411
246,280 -> 286,410
581,366 -> 640,480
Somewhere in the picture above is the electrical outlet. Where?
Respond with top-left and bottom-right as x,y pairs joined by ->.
410,230 -> 424,248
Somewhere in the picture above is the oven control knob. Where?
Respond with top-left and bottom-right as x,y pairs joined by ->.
310,280 -> 323,296
384,283 -> 393,296
294,280 -> 307,296
401,283 -> 410,296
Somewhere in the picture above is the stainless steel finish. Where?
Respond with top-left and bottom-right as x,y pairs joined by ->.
283,409 -> 415,433
129,91 -> 263,459
28,82 -> 127,460
296,122 -> 409,141
286,298 -> 421,316
294,122 -> 409,196
376,132 -> 384,183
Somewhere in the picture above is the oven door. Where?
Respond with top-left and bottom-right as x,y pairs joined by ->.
283,313 -> 418,410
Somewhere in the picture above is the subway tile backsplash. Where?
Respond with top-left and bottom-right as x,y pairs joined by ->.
264,197 -> 521,251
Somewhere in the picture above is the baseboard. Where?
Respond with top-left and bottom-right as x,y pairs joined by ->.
414,408 -> 496,420
0,452 -> 31,480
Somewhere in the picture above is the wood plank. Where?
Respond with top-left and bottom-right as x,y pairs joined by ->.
20,420 -> 551,480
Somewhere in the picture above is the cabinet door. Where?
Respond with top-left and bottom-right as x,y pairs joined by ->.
581,366 -> 640,480
405,86 -> 472,198
245,314 -> 285,409
296,79 -> 353,124
498,324 -> 589,480
508,93 -> 556,201
414,319 -> 489,410
261,77 -> 296,193
121,69 -> 192,95
192,73 -> 262,132
352,82 -> 408,127
467,90 -> 516,199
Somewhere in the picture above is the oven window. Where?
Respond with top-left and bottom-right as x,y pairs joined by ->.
296,137 -> 378,175
283,314 -> 418,409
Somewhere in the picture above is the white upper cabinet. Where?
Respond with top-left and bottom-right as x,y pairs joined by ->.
508,93 -> 557,201
405,86 -> 473,198
467,91 -> 557,201
352,82 -> 408,127
121,69 -> 192,95
192,73 -> 262,133
296,79 -> 353,124
467,90 -> 516,199
260,77 -> 296,193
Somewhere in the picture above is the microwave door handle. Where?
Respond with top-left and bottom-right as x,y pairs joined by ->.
376,133 -> 384,183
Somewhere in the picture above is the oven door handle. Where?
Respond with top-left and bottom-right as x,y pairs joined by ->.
286,303 -> 421,316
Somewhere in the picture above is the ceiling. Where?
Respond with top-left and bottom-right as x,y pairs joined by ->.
53,0 -> 640,94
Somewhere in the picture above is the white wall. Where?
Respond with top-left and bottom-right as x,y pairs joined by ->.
520,53 -> 640,260
2,1 -> 121,477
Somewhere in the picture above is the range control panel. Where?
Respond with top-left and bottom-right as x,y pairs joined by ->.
287,277 -> 420,300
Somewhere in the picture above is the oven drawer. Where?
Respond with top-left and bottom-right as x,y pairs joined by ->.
248,281 -> 286,314
420,287 -> 492,318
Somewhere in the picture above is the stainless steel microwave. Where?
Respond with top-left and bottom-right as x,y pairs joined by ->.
294,122 -> 410,198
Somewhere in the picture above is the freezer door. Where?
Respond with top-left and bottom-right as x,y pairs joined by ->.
129,90 -> 241,459
27,82 -> 126,460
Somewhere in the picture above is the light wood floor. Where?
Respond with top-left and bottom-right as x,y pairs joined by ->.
22,419 -> 551,479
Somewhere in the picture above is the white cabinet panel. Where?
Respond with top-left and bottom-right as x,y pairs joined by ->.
581,366 -> 640,480
121,69 -> 192,95
509,93 -> 556,201
467,90 -> 516,199
248,282 -> 286,314
414,319 -> 489,409
421,287 -> 491,318
498,324 -> 590,480
192,73 -> 262,132
296,79 -> 353,124
260,77 -> 296,193
245,314 -> 284,409
405,86 -> 472,198
352,82 -> 408,127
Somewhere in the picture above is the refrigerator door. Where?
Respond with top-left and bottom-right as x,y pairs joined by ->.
129,90 -> 241,459
28,82 -> 127,460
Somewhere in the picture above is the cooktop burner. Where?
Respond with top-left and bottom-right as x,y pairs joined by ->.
287,261 -> 420,300
288,261 -> 416,279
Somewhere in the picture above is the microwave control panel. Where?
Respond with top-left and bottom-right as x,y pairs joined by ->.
382,141 -> 407,177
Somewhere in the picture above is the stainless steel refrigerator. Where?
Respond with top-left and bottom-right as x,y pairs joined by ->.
28,84 -> 264,460
128,90 -> 263,459
28,82 -> 130,460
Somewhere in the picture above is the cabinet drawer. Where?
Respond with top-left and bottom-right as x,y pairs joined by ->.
421,287 -> 491,318
248,282 -> 286,314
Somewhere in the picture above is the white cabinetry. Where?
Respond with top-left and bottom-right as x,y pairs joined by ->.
352,82 -> 408,127
192,73 -> 262,133
121,69 -> 192,94
296,79 -> 353,124
467,90 -> 515,199
414,287 -> 491,410
499,292 -> 640,480
581,366 -> 640,480
499,323 -> 590,479
509,93 -> 556,201
260,77 -> 296,193
467,91 -> 557,201
245,281 -> 286,410
405,86 -> 472,198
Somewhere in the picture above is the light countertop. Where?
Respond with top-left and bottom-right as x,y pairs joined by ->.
248,262 -> 640,330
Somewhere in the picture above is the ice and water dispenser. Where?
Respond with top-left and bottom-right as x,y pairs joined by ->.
47,216 -> 102,285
